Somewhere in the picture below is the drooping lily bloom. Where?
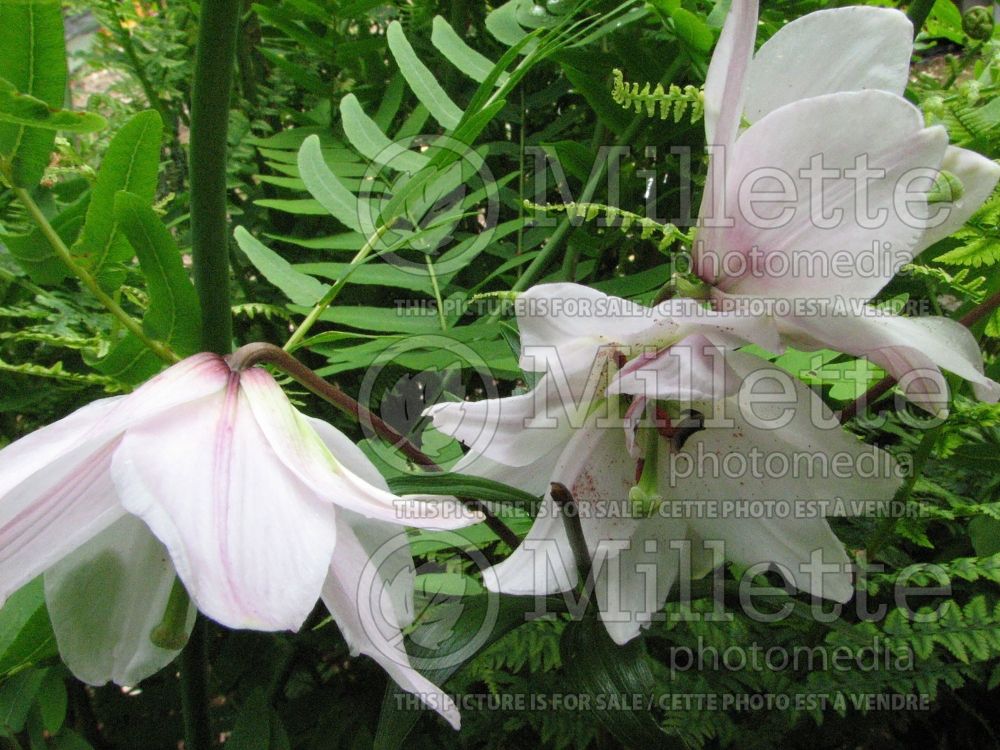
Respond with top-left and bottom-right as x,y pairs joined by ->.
427,285 -> 900,644
695,1 -> 1000,414
0,353 -> 474,727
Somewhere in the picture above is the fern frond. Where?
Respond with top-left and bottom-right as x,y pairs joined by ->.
0,357 -> 125,392
611,69 -> 704,122
903,263 -> 988,300
523,199 -> 688,251
232,302 -> 294,321
935,236 -> 1000,267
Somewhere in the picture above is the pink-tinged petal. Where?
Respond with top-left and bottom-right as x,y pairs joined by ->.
44,514 -> 195,686
0,436 -> 125,604
786,310 -> 1000,414
703,0 -> 758,149
594,517 -> 690,645
322,518 -> 460,729
698,91 -> 948,300
914,145 -> 1000,254
240,369 -> 476,529
0,354 -> 229,503
425,375 -> 578,469
610,334 -> 738,403
665,352 -> 900,601
745,7 -> 912,123
112,377 -> 339,631
0,397 -> 124,500
697,91 -> 947,302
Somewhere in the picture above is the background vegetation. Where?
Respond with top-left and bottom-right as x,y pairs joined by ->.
0,0 -> 999,747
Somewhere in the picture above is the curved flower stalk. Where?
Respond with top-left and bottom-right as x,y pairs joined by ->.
427,285 -> 901,644
694,1 -> 1000,414
0,353 -> 475,727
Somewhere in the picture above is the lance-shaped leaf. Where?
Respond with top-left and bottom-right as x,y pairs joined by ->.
91,192 -> 201,384
234,225 -> 328,307
0,0 -> 66,187
560,615 -> 675,747
0,78 -> 106,133
71,110 -> 163,287
386,21 -> 463,131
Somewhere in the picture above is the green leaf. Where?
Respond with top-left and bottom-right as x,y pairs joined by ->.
0,580 -> 57,678
71,110 -> 164,286
0,0 -> 66,186
0,668 -> 46,733
114,192 -> 201,351
560,616 -> 673,747
970,517 -> 1000,557
430,16 -> 507,85
3,193 -> 89,284
339,94 -> 428,173
297,134 -> 364,232
35,668 -> 66,734
234,226 -> 328,306
387,472 -> 538,507
0,78 -> 106,132
386,21 -> 463,130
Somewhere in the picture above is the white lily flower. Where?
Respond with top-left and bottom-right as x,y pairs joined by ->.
696,1 -> 1000,414
427,286 -> 900,644
0,353 -> 474,726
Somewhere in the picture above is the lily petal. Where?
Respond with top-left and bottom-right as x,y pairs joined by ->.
113,376 -> 339,631
609,334 -> 738,403
703,0 -> 758,149
786,310 -> 1000,414
0,436 -> 125,604
241,369 -> 475,529
425,375 -> 578,469
697,91 -> 948,300
44,514 -> 195,686
594,516 -> 689,645
322,519 -> 460,729
745,7 -> 912,123
666,352 -> 901,601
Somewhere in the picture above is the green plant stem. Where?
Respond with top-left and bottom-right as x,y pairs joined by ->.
866,425 -> 940,561
425,257 -> 447,331
190,0 -> 241,355
180,618 -> 213,750
283,224 -> 389,351
11,187 -> 179,363
907,0 -> 936,37
513,114 -> 645,293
